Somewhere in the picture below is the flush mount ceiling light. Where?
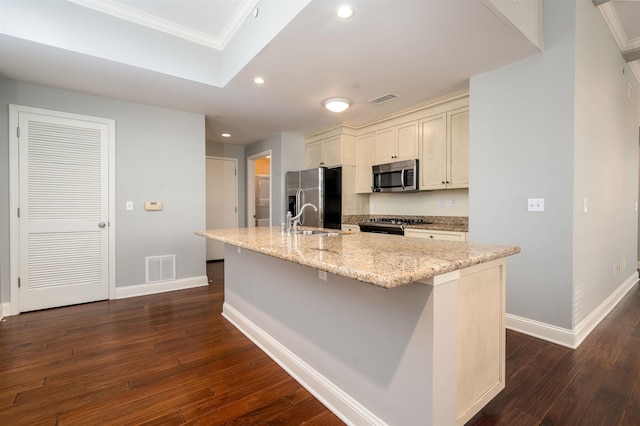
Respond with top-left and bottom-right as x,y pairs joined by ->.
336,5 -> 355,19
254,76 -> 265,84
323,97 -> 352,113
221,133 -> 231,138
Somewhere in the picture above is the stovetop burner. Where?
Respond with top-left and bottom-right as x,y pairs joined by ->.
364,217 -> 430,225
357,217 -> 432,235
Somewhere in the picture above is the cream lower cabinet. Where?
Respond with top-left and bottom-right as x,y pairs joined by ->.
341,224 -> 360,233
420,107 -> 469,190
405,228 -> 468,242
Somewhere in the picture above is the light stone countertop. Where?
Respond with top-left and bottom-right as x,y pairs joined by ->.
196,227 -> 520,289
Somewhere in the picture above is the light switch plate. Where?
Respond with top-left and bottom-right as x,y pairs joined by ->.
126,201 -> 133,211
527,198 -> 544,212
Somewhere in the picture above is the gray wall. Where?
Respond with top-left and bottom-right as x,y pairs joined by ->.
246,131 -> 306,225
469,0 -> 640,329
0,78 -> 206,304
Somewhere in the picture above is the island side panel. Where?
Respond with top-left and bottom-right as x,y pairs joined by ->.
221,245 -> 459,426
456,259 -> 506,425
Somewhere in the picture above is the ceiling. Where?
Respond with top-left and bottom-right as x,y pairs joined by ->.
0,0 -> 638,146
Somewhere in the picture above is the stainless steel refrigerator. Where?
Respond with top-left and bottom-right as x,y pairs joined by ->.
285,167 -> 342,230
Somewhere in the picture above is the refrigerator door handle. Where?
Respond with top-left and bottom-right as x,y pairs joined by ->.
295,189 -> 302,215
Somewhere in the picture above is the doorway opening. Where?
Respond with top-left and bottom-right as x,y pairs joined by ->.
247,150 -> 272,228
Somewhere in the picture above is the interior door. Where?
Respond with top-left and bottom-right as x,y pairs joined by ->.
17,109 -> 111,312
206,157 -> 238,260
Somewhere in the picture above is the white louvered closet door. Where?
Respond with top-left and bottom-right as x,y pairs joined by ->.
19,111 -> 110,312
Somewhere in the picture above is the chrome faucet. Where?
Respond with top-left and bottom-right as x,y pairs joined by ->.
291,203 -> 318,233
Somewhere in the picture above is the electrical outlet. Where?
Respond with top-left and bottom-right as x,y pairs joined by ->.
318,270 -> 327,281
527,198 -> 544,212
439,199 -> 445,208
451,199 -> 457,207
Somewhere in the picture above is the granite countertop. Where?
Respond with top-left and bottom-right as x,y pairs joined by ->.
196,227 -> 519,289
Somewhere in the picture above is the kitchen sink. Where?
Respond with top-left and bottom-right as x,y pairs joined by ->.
295,229 -> 342,237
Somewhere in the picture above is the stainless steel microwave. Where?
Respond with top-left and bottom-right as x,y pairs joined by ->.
372,159 -> 419,192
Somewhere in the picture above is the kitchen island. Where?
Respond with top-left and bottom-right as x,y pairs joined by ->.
196,227 -> 520,425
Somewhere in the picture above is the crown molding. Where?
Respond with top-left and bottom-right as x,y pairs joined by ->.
67,0 -> 258,51
598,2 -> 640,52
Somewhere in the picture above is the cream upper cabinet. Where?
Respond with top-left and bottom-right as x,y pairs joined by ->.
356,133 -> 375,193
305,134 -> 354,168
306,141 -> 323,168
448,107 -> 469,189
420,113 -> 447,190
373,121 -> 418,165
420,107 -> 469,190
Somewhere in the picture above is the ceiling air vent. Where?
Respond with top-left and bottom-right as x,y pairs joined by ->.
368,93 -> 400,105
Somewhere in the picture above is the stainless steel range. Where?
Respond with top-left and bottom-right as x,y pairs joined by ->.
358,217 -> 431,235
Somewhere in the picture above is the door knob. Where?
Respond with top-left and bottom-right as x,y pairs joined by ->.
98,222 -> 106,228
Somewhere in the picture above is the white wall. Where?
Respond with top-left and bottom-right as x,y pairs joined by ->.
0,78 -> 206,302
469,0 -> 640,333
370,189 -> 469,217
572,0 -> 640,325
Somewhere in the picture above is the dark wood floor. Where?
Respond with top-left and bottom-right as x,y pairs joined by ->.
468,280 -> 640,426
1,262 -> 639,425
0,262 -> 343,425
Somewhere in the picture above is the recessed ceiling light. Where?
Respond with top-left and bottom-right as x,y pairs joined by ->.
323,98 -> 352,113
254,77 -> 265,84
221,133 -> 231,138
337,5 -> 355,19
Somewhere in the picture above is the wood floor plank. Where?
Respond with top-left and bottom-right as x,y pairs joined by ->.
184,377 -> 301,425
619,407 -> 640,426
2,262 -> 638,425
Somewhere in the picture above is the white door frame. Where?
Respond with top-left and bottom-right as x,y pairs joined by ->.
8,105 -> 116,315
247,150 -> 272,228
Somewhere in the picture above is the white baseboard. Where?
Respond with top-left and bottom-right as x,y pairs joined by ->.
115,275 -> 208,299
0,303 -> 10,320
507,271 -> 639,349
222,302 -> 387,426
572,271 -> 638,347
506,313 -> 575,348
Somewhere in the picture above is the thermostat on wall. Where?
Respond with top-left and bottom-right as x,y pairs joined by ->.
144,201 -> 163,211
